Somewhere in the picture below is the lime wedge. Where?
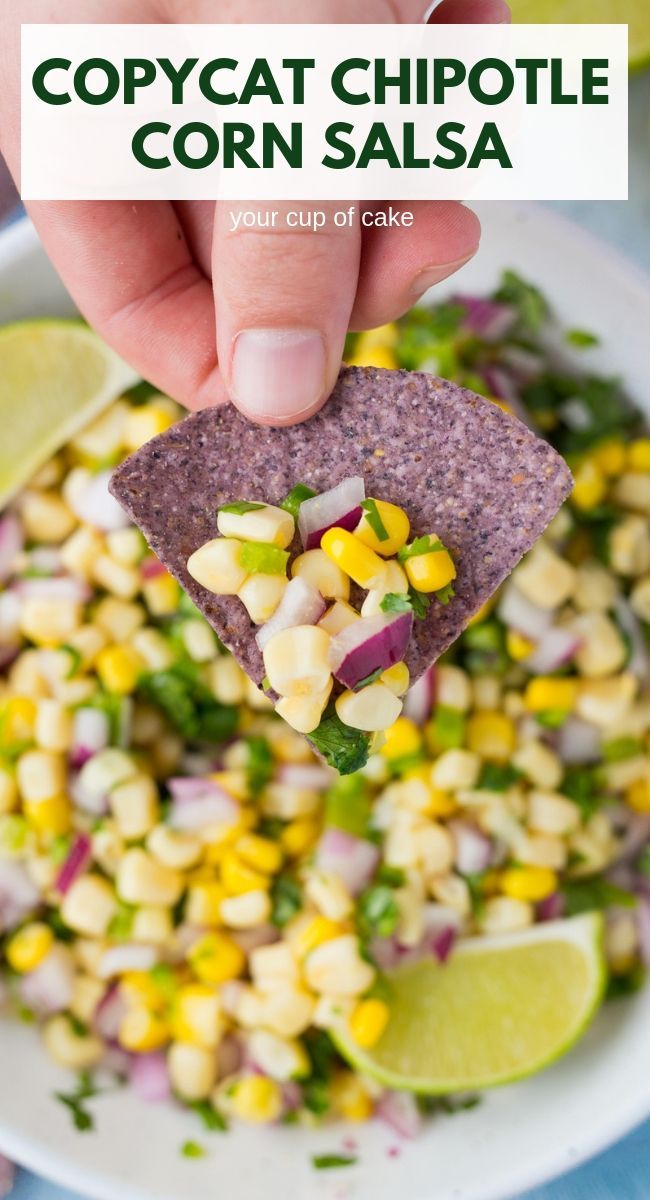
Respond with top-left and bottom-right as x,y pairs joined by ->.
510,0 -> 650,70
335,914 -> 605,1092
0,320 -> 139,506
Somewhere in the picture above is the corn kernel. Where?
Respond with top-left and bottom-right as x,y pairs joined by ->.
468,598 -> 495,626
221,852 -> 270,896
131,906 -> 173,945
467,711 -> 516,763
217,504 -> 294,549
95,597 -> 145,642
628,438 -> 650,473
246,1029 -> 309,1081
499,865 -> 558,902
403,545 -> 456,594
236,834 -> 283,875
142,571 -> 181,616
348,998 -> 390,1048
381,717 -> 422,762
173,984 -> 222,1049
347,343 -> 398,371
281,818 -> 320,858
186,881 -> 226,926
0,766 -> 17,815
106,527 -> 146,567
6,922 -> 54,973
169,1041 -> 218,1101
109,774 -> 159,840
187,538 -> 248,596
355,499 -> 410,557
289,915 -> 342,960
71,400 -> 128,460
123,403 -> 175,451
1,696 -> 37,744
627,779 -> 650,813
263,624 -> 331,700
229,1075 -> 283,1124
20,597 -> 81,647
119,1009 -> 169,1053
60,526 -> 104,580
34,699 -> 73,753
381,661 -> 410,697
571,459 -> 607,511
592,439 -> 626,477
291,548 -> 350,600
506,630 -> 536,661
320,527 -> 386,589
92,555 -> 141,600
330,1071 -> 373,1122
188,932 -> 246,985
426,785 -> 458,817
514,545 -> 576,611
220,889 -> 271,929
20,490 -> 75,543
96,644 -> 143,695
524,677 -> 578,714
117,849 -> 183,907
303,934 -> 374,996
24,795 -> 71,836
43,1014 -> 104,1070
61,874 -> 117,936
120,970 -> 168,1013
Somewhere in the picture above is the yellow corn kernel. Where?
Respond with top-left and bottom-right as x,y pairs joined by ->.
467,711 -> 516,763
320,528 -> 386,589
172,984 -> 222,1049
96,644 -> 143,695
524,677 -> 578,714
142,571 -> 181,616
0,766 -> 17,815
499,866 -> 558,902
381,661 -> 410,697
281,818 -> 320,858
235,834 -> 283,876
347,343 -> 398,370
403,544 -> 456,594
330,1071 -> 373,1122
120,970 -> 169,1013
185,881 -> 226,926
571,460 -> 607,511
355,499 -> 410,557
468,597 -> 495,627
381,716 -> 422,762
6,922 -> 54,973
592,439 -> 626,477
506,630 -> 536,661
348,998 -> 390,1048
24,795 -> 72,836
290,915 -> 342,960
187,931 -> 245,985
123,404 -> 175,451
119,1009 -> 169,1053
1,697 -> 37,744
229,1075 -> 283,1124
426,785 -> 458,817
626,779 -> 650,813
221,852 -> 270,896
628,438 -> 650,473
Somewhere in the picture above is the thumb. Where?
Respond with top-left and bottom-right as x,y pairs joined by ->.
213,201 -> 361,425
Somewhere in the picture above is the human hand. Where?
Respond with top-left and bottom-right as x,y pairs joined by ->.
0,0 -> 509,425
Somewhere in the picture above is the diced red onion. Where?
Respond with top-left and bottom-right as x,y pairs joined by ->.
368,936 -> 402,972
20,945 -> 75,1016
100,1043 -> 132,1079
615,598 -> 649,681
455,295 -> 516,343
0,1154 -> 15,1198
330,612 -> 413,690
0,860 -> 40,932
232,925 -> 280,954
559,397 -> 592,432
481,365 -> 521,407
219,980 -> 246,1018
69,469 -> 130,532
275,763 -> 334,790
500,345 -> 544,384
555,717 -> 602,765
0,645 -> 19,672
449,820 -> 494,876
14,574 -> 91,604
217,1032 -> 245,1080
523,626 -> 581,676
298,476 -> 365,551
130,1051 -> 172,1103
498,583 -> 553,641
55,833 -> 92,895
98,943 -> 159,980
0,513 -> 23,582
71,708 -> 111,769
141,555 -> 165,579
281,1081 -> 303,1112
255,577 -> 326,652
637,899 -> 650,968
26,546 -> 63,576
376,1090 -> 423,1140
94,983 -> 128,1040
428,925 -> 457,964
180,751 -> 219,777
169,782 -> 239,831
537,892 -> 566,922
315,828 -> 380,896
403,664 -> 437,725
69,771 -> 109,816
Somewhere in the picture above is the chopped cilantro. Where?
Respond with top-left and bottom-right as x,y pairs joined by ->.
357,885 -> 399,939
312,1154 -> 358,1170
325,774 -> 372,838
108,901 -> 136,941
239,542 -> 289,575
380,588 -> 430,620
535,708 -> 570,729
218,501 -> 265,515
54,1071 -> 101,1133
562,878 -> 636,916
606,963 -> 646,1000
181,1140 -> 206,1158
361,498 -> 389,542
60,644 -> 83,678
494,270 -> 548,334
49,834 -> 72,865
477,763 -> 521,791
602,736 -> 644,763
302,1077 -> 330,1116
138,660 -> 237,743
398,534 -> 445,562
435,582 -> 455,606
280,483 -> 316,520
270,875 -> 302,928
428,705 -> 466,752
308,705 -> 371,775
638,845 -> 650,878
190,1100 -> 228,1132
353,667 -> 383,691
566,328 -> 600,348
245,736 -> 274,795
376,865 -> 406,887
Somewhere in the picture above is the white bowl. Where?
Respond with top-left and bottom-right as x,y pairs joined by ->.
0,204 -> 649,1200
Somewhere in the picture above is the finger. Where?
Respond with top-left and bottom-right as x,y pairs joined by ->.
213,201 -> 361,426
174,200 -> 214,278
25,199 -> 223,411
429,0 -> 511,22
350,201 -> 480,329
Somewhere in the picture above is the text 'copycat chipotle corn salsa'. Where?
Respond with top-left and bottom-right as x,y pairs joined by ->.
0,273 -> 648,1156
186,485 -> 456,751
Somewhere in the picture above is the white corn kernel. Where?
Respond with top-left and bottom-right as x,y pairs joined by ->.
180,619 -> 218,662
43,1015 -> 104,1071
16,749 -> 65,803
70,974 -> 106,1024
60,526 -> 105,580
109,775 -> 159,840
609,515 -> 650,577
238,575 -> 288,625
472,675 -> 502,711
131,627 -> 175,672
303,935 -> 374,997
92,824 -> 124,876
276,684 -> 332,734
117,849 -> 183,907
513,545 -> 576,610
244,676 -> 274,710
395,883 -> 425,947
262,783 -> 321,819
187,538 -> 248,595
512,741 -> 563,790
20,597 -> 81,647
131,905 -> 173,944
95,598 -> 145,642
70,400 -> 129,459
573,562 -> 618,612
263,625 -> 331,698
630,576 -> 650,623
249,942 -> 299,991
92,555 -> 140,600
335,683 -> 402,732
168,1042 -> 218,1101
318,600 -> 360,636
291,549 -> 349,600
613,472 -> 650,515
360,560 -> 409,618
34,700 -> 73,753
147,824 -> 202,870
436,665 -> 472,712
256,986 -> 315,1038
208,657 -> 247,705
20,490 -> 75,543
416,822 -> 455,876
106,527 -> 145,566
480,896 -> 533,934
572,612 -> 626,679
430,749 -> 481,791
246,1030 -> 308,1081
61,874 -> 117,936
311,994 -> 353,1030
576,674 -> 637,728
66,624 -> 107,668
513,832 -> 567,870
428,873 -> 471,917
220,889 -> 271,929
304,871 -> 353,922
217,504 -> 294,548
78,749 -> 138,806
527,790 -> 580,836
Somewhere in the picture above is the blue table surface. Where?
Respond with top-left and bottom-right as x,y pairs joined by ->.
2,67 -> 650,1200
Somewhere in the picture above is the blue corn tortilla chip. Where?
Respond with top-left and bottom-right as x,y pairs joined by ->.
110,367 -> 572,687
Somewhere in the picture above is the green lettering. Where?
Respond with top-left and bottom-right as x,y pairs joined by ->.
374,57 -> 411,104
433,122 -> 467,168
124,59 -> 157,105
357,123 -> 400,169
432,60 -> 465,104
514,58 -> 548,104
331,59 -> 370,105
582,58 -> 609,104
403,124 -> 429,168
322,122 -> 356,168
32,58 -> 71,105
240,59 -> 283,105
467,122 -> 511,168
199,58 -> 238,104
468,59 -> 514,105
158,57 -> 198,104
173,122 -> 219,168
550,58 -> 577,103
223,125 -> 258,168
282,59 -> 315,104
132,121 -> 171,169
73,58 -> 119,105
263,123 -> 302,167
